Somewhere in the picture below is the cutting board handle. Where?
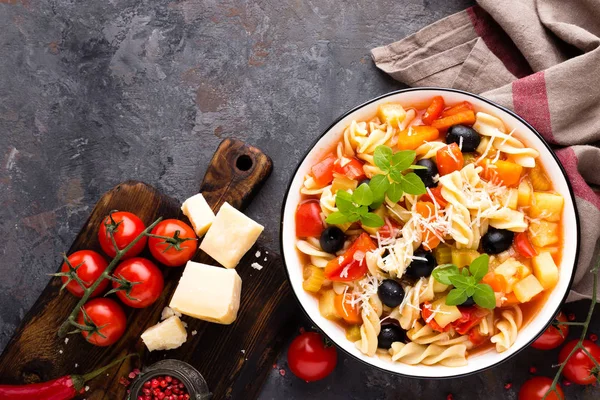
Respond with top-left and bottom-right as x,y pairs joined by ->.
200,138 -> 273,211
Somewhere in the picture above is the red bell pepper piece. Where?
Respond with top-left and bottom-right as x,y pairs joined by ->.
333,157 -> 366,181
324,233 -> 376,281
311,153 -> 337,186
514,232 -> 538,258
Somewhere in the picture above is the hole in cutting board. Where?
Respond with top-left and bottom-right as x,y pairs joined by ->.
236,154 -> 253,171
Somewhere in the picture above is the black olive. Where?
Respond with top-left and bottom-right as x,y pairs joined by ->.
378,279 -> 405,308
446,125 -> 481,152
461,297 -> 476,307
481,228 -> 514,254
414,159 -> 438,188
319,227 -> 345,254
359,178 -> 371,187
377,324 -> 406,349
405,248 -> 436,278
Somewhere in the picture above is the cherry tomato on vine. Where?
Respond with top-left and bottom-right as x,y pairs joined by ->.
148,219 -> 198,267
110,257 -> 164,308
98,211 -> 147,259
558,339 -> 600,385
287,331 -> 337,382
518,377 -> 563,400
531,312 -> 569,350
59,250 -> 109,298
77,298 -> 127,347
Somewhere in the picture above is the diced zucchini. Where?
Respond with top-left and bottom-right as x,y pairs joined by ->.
529,192 -> 563,222
433,244 -> 452,264
431,297 -> 463,328
331,174 -> 358,193
513,275 -> 544,303
377,103 -> 406,126
529,221 -> 559,247
517,179 -> 532,207
529,163 -> 552,191
451,249 -> 480,268
319,290 -> 340,320
303,265 -> 325,293
532,252 -> 559,290
345,325 -> 362,342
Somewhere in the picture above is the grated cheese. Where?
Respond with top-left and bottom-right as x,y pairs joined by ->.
251,262 -> 263,271
458,136 -> 464,151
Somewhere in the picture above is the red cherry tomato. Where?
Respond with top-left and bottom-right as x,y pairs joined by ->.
324,233 -> 376,281
519,377 -> 563,400
148,219 -> 198,267
311,154 -> 337,186
111,257 -> 164,308
60,250 -> 109,298
531,312 -> 568,350
436,143 -> 464,176
333,157 -> 366,181
514,232 -> 538,259
98,211 -> 147,259
77,298 -> 127,347
422,96 -> 445,125
295,200 -> 324,238
558,339 -> 600,385
287,332 -> 337,382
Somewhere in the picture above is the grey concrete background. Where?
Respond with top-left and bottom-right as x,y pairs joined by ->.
0,0 -> 598,399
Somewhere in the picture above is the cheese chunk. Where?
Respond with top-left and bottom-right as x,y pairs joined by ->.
169,261 -> 242,324
181,193 -> 215,237
200,202 -> 264,269
141,316 -> 187,352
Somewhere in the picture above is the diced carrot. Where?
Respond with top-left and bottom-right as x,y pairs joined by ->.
431,110 -> 476,131
482,271 -> 508,293
480,159 -> 523,187
397,126 -> 440,150
311,153 -> 337,186
420,186 -> 448,208
422,96 -> 445,125
502,292 -> 521,306
415,201 -> 441,250
334,293 -> 362,324
441,101 -> 474,117
436,143 -> 464,176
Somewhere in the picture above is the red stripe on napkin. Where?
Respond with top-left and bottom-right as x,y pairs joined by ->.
512,71 -> 555,143
466,6 -> 532,79
556,148 -> 600,210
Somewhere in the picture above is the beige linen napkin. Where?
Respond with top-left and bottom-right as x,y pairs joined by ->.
371,0 -> 600,301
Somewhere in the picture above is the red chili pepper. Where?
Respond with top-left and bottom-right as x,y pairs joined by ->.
0,355 -> 134,400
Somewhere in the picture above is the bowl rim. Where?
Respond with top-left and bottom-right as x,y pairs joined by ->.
279,87 -> 581,379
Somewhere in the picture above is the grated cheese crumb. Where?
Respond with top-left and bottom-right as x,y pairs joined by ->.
64,338 -> 69,345
251,262 -> 263,271
192,330 -> 198,336
255,250 -> 261,258
59,350 -> 63,354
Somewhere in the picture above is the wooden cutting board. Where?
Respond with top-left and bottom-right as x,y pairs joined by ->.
0,139 -> 300,399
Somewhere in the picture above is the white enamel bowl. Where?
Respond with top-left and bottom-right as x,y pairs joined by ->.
280,88 -> 579,378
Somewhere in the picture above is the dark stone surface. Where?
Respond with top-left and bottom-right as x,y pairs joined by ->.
0,0 -> 598,399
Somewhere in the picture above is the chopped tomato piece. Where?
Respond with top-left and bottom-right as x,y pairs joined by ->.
421,301 -> 450,332
452,307 -> 489,335
422,96 -> 445,125
311,154 -> 337,186
420,186 -> 448,208
468,328 -> 488,346
324,233 -> 377,282
436,143 -> 464,176
415,201 -> 441,251
514,232 -> 537,258
378,220 -> 399,239
333,157 -> 366,181
479,159 -> 523,187
295,200 -> 324,238
397,126 -> 440,150
482,271 -> 508,293
334,293 -> 362,324
441,101 -> 474,117
431,110 -> 476,131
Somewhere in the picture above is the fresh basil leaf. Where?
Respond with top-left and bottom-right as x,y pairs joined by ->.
335,190 -> 354,213
469,254 -> 490,282
370,199 -> 384,210
356,205 -> 369,216
373,146 -> 393,172
347,212 -> 361,223
387,182 -> 404,203
325,212 -> 348,225
352,183 -> 373,206
389,168 -> 404,183
462,268 -> 470,276
401,172 -> 427,195
465,286 -> 476,297
449,274 -> 471,289
361,212 -> 385,228
369,174 -> 390,201
391,150 -> 416,171
408,164 -> 428,170
336,190 -> 353,201
473,284 -> 496,309
432,264 -> 460,285
446,288 -> 468,306
466,276 -> 478,287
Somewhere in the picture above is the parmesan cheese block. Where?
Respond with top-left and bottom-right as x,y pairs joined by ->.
169,261 -> 242,324
141,316 -> 188,352
200,202 -> 264,269
181,193 -> 215,236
